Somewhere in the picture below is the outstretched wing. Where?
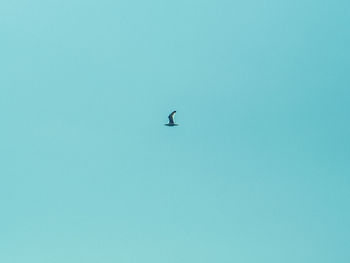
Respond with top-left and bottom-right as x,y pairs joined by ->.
168,110 -> 176,124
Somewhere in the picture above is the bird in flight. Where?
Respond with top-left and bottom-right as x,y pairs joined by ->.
165,110 -> 178,126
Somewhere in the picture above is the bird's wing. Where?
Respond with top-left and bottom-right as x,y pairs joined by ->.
168,111 -> 176,124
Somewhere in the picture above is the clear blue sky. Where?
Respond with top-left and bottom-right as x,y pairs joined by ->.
1,0 -> 349,262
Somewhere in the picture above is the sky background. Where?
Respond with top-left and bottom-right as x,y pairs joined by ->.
1,0 -> 349,262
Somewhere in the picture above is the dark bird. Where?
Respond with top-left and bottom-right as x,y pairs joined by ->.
165,110 -> 178,126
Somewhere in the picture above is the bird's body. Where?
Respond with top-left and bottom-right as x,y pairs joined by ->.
165,110 -> 178,126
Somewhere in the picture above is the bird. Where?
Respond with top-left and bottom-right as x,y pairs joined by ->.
165,110 -> 178,126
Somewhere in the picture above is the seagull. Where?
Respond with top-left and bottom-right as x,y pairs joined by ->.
165,110 -> 178,126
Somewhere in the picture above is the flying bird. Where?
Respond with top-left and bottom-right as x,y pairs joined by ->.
165,110 -> 178,126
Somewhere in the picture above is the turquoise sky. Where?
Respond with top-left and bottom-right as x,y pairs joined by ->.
1,0 -> 349,262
